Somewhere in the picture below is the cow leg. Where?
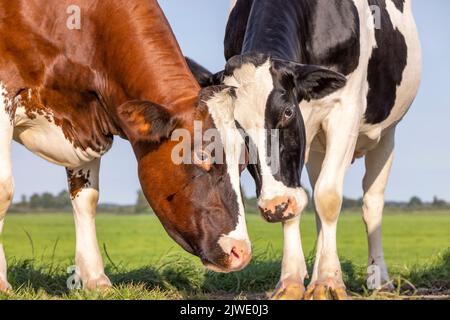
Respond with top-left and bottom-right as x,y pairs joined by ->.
0,101 -> 14,292
305,150 -> 326,285
67,159 -> 111,290
270,216 -> 308,300
363,128 -> 395,291
270,149 -> 322,300
304,106 -> 360,300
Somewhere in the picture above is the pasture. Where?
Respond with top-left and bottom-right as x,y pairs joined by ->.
0,211 -> 449,300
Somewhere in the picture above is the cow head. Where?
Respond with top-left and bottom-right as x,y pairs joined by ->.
187,53 -> 346,223
117,85 -> 251,272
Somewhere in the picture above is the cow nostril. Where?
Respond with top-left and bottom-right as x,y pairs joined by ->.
231,247 -> 241,260
275,202 -> 289,214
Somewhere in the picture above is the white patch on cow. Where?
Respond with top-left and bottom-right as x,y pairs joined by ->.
280,217 -> 308,282
204,88 -> 250,248
0,83 -> 13,291
0,83 -> 14,217
224,60 -> 308,214
12,90 -> 110,168
363,127 -> 395,288
381,0 -> 422,127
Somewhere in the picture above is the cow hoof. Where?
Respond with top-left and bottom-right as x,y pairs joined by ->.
270,280 -> 305,300
0,280 -> 12,293
304,280 -> 349,300
83,274 -> 113,291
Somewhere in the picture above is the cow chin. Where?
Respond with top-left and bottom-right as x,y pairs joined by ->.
258,187 -> 308,223
201,256 -> 250,274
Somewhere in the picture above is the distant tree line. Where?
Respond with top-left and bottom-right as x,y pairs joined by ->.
8,189 -> 450,214
10,190 -> 151,214
12,191 -> 72,211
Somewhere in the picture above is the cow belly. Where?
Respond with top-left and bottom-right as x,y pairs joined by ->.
13,107 -> 109,168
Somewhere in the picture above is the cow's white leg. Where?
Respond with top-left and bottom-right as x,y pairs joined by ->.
306,150 -> 326,284
0,96 -> 14,292
67,159 -> 111,290
305,103 -> 360,300
270,152 -> 326,300
0,219 -> 10,293
271,216 -> 308,300
363,128 -> 395,291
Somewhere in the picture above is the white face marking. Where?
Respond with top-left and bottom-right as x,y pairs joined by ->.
205,88 -> 250,246
224,61 -> 308,213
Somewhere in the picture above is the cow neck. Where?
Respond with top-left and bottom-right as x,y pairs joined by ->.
241,0 -> 306,62
95,1 -> 200,118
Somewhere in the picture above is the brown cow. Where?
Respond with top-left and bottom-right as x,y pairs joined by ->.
0,0 -> 251,291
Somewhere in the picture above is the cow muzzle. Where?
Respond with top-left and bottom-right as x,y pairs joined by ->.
202,237 -> 252,273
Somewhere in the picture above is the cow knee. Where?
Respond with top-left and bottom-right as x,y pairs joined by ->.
0,175 -> 14,216
315,187 -> 342,224
363,194 -> 384,228
0,175 -> 14,203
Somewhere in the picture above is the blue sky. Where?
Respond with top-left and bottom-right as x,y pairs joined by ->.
11,0 -> 450,204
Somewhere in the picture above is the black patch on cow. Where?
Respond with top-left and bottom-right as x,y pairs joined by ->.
392,0 -> 405,12
365,0 -> 408,124
185,57 -> 218,87
298,0 -> 361,76
226,0 -> 360,76
236,121 -> 263,197
225,0 -> 254,61
264,69 -> 307,188
223,52 -> 269,77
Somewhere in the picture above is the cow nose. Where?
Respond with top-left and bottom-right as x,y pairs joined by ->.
227,239 -> 252,271
214,237 -> 252,272
259,196 -> 300,223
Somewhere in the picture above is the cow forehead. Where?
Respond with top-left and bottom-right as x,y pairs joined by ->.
224,60 -> 274,131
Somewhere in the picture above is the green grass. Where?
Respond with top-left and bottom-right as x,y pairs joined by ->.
0,212 -> 449,300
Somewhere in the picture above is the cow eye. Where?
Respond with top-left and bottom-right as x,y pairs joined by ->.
283,106 -> 295,120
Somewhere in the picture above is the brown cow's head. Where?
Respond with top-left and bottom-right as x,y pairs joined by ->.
117,85 -> 251,273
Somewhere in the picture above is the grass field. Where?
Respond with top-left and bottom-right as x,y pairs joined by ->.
0,211 -> 449,300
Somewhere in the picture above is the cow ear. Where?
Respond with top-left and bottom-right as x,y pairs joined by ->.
117,100 -> 180,144
185,56 -> 224,87
292,64 -> 347,102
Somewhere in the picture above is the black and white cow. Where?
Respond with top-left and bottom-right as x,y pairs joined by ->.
188,0 -> 421,299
